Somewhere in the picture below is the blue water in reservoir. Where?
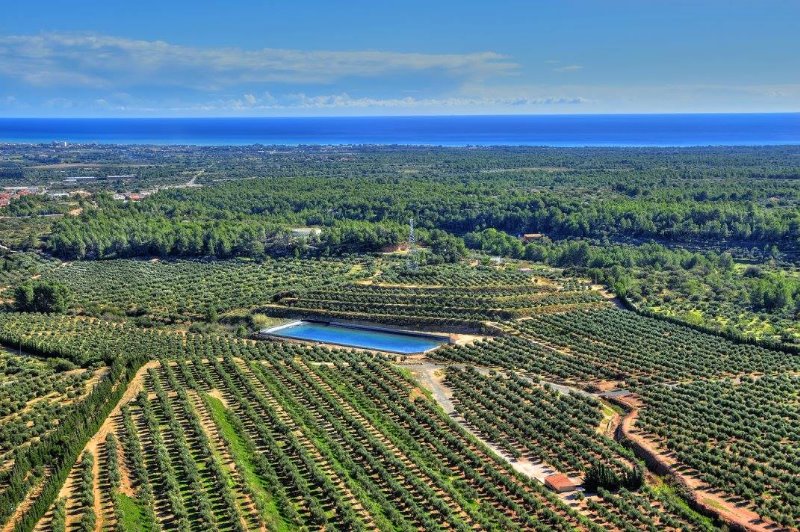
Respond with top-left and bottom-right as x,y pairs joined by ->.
0,114 -> 797,146
266,322 -> 445,354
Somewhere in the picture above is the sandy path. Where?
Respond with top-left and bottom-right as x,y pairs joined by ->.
207,387 -> 229,408
43,360 -> 160,532
115,431 -> 136,498
400,360 -> 576,486
590,284 -> 627,309
616,395 -> 778,532
2,469 -> 50,532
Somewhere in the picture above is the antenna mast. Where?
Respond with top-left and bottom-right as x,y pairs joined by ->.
407,217 -> 418,271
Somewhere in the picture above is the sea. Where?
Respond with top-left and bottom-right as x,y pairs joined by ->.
0,114 -> 798,146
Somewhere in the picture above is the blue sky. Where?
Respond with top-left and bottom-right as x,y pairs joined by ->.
1,0 -> 798,116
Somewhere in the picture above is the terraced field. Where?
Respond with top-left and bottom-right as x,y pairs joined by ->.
272,264 -> 608,327
442,367 -> 716,531
42,257 -> 367,321
39,354 -> 601,531
430,307 -> 800,530
0,349 -> 96,472
432,308 -> 800,386
635,376 -> 800,527
1,259 -> 798,531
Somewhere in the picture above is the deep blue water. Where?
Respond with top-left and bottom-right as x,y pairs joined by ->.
264,321 -> 446,354
0,114 -> 798,146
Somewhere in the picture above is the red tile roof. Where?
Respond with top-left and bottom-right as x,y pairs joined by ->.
545,473 -> 577,493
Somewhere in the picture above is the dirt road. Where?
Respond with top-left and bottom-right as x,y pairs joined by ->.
616,395 -> 777,532
400,359 -> 578,486
48,360 -> 160,531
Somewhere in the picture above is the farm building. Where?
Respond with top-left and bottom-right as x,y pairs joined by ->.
544,473 -> 578,493
521,233 -> 545,243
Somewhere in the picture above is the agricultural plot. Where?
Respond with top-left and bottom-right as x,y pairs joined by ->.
376,262 -> 557,287
0,317 -> 773,532
0,312 -> 381,370
434,309 -> 800,386
0,313 -> 190,367
635,376 -> 800,528
432,336 -> 611,382
0,356 -> 143,530
0,313 -> 237,531
39,353 -> 599,531
445,367 -> 636,478
444,367 -> 715,531
0,350 -> 94,483
274,266 -> 607,327
377,261 -> 595,293
430,307 -> 799,529
4,253 -> 602,329
41,257 -> 366,321
2,264 -> 798,531
280,284 -> 603,322
512,309 -> 800,385
584,485 -> 716,532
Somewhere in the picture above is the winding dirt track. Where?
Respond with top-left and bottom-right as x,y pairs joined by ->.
400,360 -> 582,489
405,358 -> 789,532
42,360 -> 160,532
615,395 -> 779,532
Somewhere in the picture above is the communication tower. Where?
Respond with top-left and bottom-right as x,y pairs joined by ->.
407,217 -> 419,272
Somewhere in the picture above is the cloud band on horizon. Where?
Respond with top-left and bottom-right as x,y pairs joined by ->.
0,31 -> 797,116
0,33 -> 517,89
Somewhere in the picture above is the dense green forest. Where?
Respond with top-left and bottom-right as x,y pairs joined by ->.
3,144 -> 798,259
2,143 -> 797,345
45,171 -> 800,260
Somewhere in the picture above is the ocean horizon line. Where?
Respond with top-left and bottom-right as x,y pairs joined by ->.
1,113 -> 798,147
2,111 -> 799,120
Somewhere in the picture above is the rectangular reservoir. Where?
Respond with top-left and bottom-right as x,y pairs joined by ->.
261,321 -> 448,354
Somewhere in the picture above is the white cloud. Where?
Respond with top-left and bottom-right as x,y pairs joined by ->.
43,97 -> 75,109
6,72 -> 798,116
0,33 -> 517,89
283,93 -> 588,109
451,81 -> 800,114
553,65 -> 583,73
149,92 -> 590,113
